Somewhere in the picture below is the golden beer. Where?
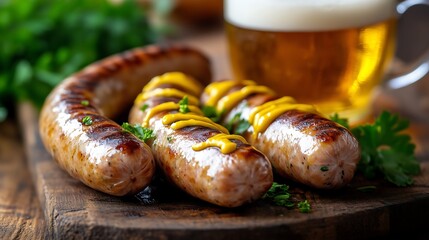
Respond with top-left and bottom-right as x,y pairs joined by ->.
225,0 -> 397,122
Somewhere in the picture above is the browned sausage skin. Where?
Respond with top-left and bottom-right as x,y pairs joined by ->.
201,80 -> 361,189
129,73 -> 273,207
39,45 -> 212,196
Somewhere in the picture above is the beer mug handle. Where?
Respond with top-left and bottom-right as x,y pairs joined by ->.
386,0 -> 429,89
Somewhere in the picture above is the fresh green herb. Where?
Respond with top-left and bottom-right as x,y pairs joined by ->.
0,0 -> 157,121
329,113 -> 350,129
320,166 -> 329,172
330,111 -> 420,186
122,122 -> 156,142
81,100 -> 89,106
82,116 -> 93,126
297,200 -> 311,213
178,96 -> 190,113
140,104 -> 149,112
167,135 -> 174,143
356,185 -> 377,193
225,113 -> 251,134
263,182 -> 312,213
235,119 -> 251,135
202,105 -> 223,123
263,182 -> 294,208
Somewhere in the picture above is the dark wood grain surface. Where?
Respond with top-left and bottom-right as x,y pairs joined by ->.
0,119 -> 46,239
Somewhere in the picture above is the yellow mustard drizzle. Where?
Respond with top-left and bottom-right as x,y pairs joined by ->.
204,80 -> 319,140
139,73 -> 246,154
142,102 -> 203,127
162,113 -> 228,134
248,96 -> 296,122
216,85 -> 276,113
192,133 -> 248,154
135,88 -> 200,106
204,80 -> 256,106
143,72 -> 202,97
248,96 -> 318,139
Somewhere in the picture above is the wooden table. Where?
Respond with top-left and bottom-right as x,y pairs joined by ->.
0,119 -> 46,239
1,30 -> 429,240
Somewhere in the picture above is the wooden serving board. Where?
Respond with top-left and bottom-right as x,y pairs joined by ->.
20,31 -> 429,239
19,101 -> 429,240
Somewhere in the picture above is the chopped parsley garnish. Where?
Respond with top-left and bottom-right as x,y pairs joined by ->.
330,111 -> 420,187
330,112 -> 350,129
202,105 -> 223,123
81,100 -> 89,106
263,182 -> 312,212
178,96 -> 190,113
121,122 -> 156,142
262,182 -> 294,208
140,104 -> 149,112
225,113 -> 251,135
320,166 -> 329,172
297,200 -> 311,213
167,135 -> 174,143
82,116 -> 93,126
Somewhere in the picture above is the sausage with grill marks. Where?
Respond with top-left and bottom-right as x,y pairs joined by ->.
39,45 -> 212,196
128,73 -> 273,207
201,80 -> 361,189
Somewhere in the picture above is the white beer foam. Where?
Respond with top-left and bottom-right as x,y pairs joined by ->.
225,0 -> 396,31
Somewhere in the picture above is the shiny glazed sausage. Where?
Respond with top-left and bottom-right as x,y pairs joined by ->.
39,45 -> 212,196
128,73 -> 273,207
201,80 -> 361,189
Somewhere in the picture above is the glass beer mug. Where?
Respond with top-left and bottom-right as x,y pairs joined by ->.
225,0 -> 429,123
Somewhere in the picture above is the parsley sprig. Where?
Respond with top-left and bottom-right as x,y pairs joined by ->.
330,113 -> 350,129
297,200 -> 311,213
178,96 -> 190,113
263,182 -> 294,208
225,113 -> 251,135
330,111 -> 420,186
140,104 -> 149,112
0,0 -> 156,121
201,106 -> 223,123
263,182 -> 311,213
122,122 -> 156,142
201,105 -> 251,134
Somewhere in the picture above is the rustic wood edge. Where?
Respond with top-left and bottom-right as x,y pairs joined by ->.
0,115 -> 46,239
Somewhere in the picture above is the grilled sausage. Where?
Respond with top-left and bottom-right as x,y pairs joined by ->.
201,80 -> 361,189
39,45 -> 212,196
128,73 -> 273,207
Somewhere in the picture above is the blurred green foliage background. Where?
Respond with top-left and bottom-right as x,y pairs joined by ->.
0,0 -> 158,121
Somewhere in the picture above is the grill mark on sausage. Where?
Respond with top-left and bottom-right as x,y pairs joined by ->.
65,108 -> 144,155
286,111 -> 318,129
274,110 -> 345,143
119,50 -> 143,65
315,127 -> 346,143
